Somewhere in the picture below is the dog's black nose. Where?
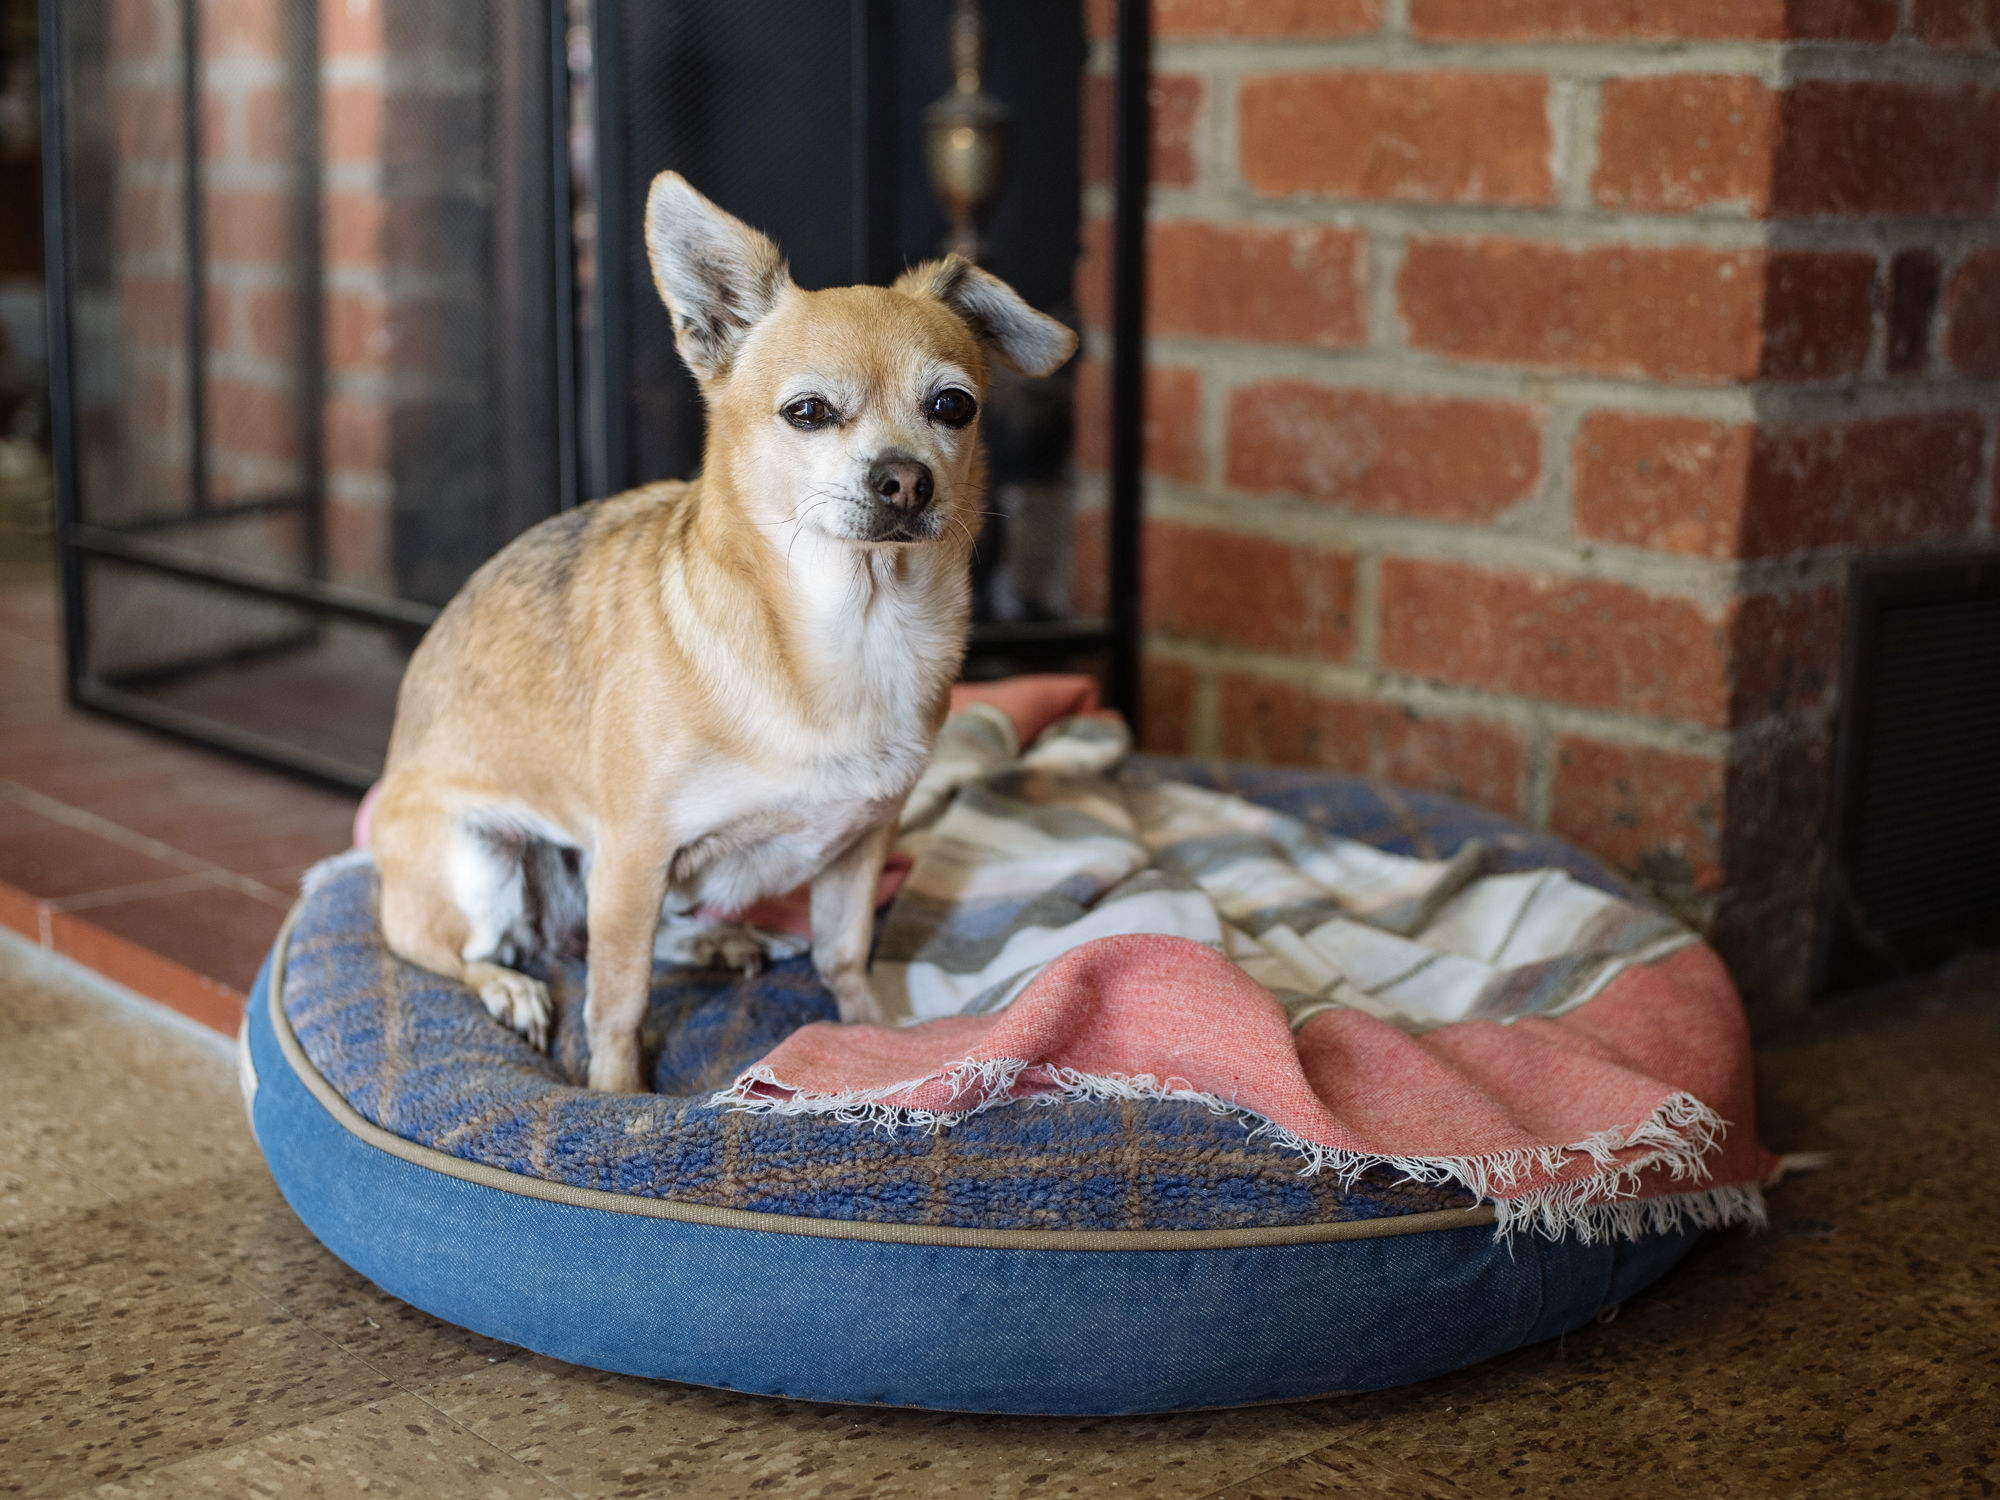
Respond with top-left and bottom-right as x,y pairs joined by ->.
868,457 -> 934,511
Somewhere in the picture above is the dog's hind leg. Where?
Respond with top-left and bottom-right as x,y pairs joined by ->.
373,781 -> 555,1050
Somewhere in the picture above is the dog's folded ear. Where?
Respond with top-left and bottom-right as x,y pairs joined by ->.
644,172 -> 792,381
894,257 -> 1078,379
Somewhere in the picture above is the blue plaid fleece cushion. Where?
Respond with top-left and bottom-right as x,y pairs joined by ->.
280,760 -> 1630,1234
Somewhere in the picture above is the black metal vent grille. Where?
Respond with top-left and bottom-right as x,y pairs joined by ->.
1818,551 -> 2000,993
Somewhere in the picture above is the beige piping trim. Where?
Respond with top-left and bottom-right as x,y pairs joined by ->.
266,905 -> 1497,1251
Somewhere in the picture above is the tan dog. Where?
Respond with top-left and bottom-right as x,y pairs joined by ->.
367,173 -> 1075,1092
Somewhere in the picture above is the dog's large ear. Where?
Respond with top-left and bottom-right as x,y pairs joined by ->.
894,257 -> 1077,378
644,172 -> 791,381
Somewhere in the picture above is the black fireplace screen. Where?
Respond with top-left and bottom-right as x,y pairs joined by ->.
40,0 -> 1147,789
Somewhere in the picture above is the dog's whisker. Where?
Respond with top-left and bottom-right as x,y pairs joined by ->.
784,500 -> 831,570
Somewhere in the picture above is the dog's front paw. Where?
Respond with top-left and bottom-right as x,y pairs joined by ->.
826,969 -> 889,1027
468,963 -> 553,1051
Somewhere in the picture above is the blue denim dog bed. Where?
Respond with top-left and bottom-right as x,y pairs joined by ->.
241,762 -> 1701,1413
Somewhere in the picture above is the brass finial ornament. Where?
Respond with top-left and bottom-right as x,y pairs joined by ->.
922,0 -> 1008,261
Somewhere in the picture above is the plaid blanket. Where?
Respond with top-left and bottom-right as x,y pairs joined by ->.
721,680 -> 1777,1241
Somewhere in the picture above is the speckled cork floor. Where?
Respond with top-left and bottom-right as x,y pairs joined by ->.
1,930 -> 1995,1500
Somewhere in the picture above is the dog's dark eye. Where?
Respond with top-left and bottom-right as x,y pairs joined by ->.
783,397 -> 837,430
928,388 -> 977,428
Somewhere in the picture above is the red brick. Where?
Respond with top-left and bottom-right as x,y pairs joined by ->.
1913,0 -> 2000,47
1140,657 -> 1199,755
1945,246 -> 2000,375
1887,248 -> 1944,373
1398,239 -> 1870,382
111,0 -> 166,60
1149,221 -> 1365,348
1145,521 -> 1358,661
1757,251 -> 1875,379
204,187 -> 294,264
1074,359 -> 1204,483
1216,676 -> 1526,814
321,0 -> 383,57
1786,0 -> 1908,35
325,192 -> 384,270
1071,507 -> 1108,618
115,182 -> 178,260
322,1 -> 485,55
323,84 -> 384,165
1772,82 -> 2000,217
325,491 -> 392,591
1076,217 -> 1112,332
330,190 -> 480,276
1720,730 -> 1833,895
1086,0 -> 1382,40
1550,738 -> 1725,892
1576,411 -> 1982,559
206,377 -> 300,465
113,85 -> 178,164
1411,0 -> 1893,40
1225,382 -> 1539,522
1399,239 -> 1761,381
202,283 -> 233,354
247,287 -> 301,363
1741,413 -> 1984,554
118,275 -> 189,350
127,366 -> 185,444
1380,560 -> 1729,725
1573,414 -> 1755,557
326,396 -> 391,472
328,287 -> 401,373
1241,71 -> 1551,206
1081,74 -> 1200,189
1593,76 -> 1777,213
203,0 -> 287,59
241,86 -> 297,165
1728,587 -> 1843,725
327,292 -> 476,376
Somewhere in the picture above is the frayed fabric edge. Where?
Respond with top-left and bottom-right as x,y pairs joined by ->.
712,1061 -> 1743,1242
1494,1181 -> 1767,1244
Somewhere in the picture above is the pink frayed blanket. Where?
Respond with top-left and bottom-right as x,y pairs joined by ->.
720,677 -> 1778,1241
725,933 -> 1773,1240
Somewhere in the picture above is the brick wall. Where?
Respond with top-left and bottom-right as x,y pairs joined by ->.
1077,0 -> 2000,1023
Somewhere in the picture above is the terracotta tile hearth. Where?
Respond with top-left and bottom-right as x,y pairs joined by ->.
0,585 -> 357,1033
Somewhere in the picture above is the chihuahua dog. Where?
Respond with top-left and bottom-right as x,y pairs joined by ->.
367,173 -> 1075,1092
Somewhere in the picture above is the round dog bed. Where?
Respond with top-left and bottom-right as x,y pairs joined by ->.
242,762 -> 1711,1414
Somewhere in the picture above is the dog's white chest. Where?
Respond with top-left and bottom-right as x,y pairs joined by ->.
662,732 -> 926,913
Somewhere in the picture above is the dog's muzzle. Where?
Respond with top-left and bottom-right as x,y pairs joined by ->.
861,455 -> 937,541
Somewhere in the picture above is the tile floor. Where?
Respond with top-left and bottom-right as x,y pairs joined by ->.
0,584 -> 356,1029
2,927 -> 1995,1498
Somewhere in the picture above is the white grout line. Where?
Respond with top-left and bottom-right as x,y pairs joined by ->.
0,779 -> 293,908
44,872 -> 231,914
